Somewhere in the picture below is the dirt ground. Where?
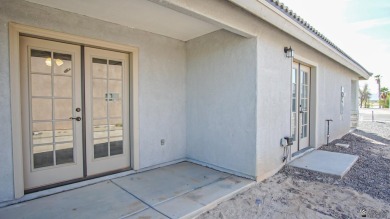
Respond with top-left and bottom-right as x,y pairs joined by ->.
198,122 -> 390,219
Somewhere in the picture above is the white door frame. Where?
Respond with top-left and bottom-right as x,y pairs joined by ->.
290,55 -> 318,157
291,62 -> 311,153
9,23 -> 140,198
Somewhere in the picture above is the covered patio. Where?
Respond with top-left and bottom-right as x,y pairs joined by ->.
0,162 -> 254,219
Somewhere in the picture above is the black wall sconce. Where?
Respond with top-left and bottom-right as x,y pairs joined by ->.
284,46 -> 294,58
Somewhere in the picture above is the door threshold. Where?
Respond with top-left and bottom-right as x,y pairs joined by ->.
290,147 -> 315,162
25,167 -> 131,194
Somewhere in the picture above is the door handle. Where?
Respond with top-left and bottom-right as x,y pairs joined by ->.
69,117 -> 82,121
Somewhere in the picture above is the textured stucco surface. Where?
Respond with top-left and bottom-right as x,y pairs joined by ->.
157,0 -> 360,180
0,0 -> 186,201
0,0 -> 363,202
186,30 -> 257,176
255,20 -> 359,178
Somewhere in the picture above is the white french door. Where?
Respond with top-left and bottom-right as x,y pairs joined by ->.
84,47 -> 130,175
21,37 -> 83,190
291,62 -> 311,154
20,37 -> 130,190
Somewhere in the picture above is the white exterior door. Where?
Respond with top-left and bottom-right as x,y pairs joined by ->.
21,37 -> 131,190
21,37 -> 83,190
291,62 -> 311,154
84,47 -> 130,176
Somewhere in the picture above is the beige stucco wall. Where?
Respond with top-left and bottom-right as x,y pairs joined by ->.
0,0 -> 363,202
186,30 -> 257,177
155,0 -> 361,180
0,0 -> 187,202
256,25 -> 360,179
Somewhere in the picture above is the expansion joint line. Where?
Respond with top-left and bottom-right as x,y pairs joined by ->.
110,180 -> 173,219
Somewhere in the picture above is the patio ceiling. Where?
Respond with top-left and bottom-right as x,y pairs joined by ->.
26,0 -> 220,41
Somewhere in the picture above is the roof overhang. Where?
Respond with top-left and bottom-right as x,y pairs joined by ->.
25,0 -> 371,79
229,0 -> 371,79
25,0 -> 220,41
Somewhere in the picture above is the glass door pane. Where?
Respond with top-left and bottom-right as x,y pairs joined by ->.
92,58 -> 124,159
291,68 -> 298,141
30,49 -> 75,169
300,70 -> 309,139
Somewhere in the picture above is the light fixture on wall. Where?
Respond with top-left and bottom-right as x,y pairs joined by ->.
284,46 -> 294,58
45,58 -> 64,67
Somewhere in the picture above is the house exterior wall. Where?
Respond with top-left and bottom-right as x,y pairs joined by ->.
156,0 -> 361,179
0,0 -> 364,203
186,30 -> 257,177
256,25 -> 360,179
0,0 -> 186,202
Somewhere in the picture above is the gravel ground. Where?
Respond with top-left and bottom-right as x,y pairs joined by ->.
199,122 -> 390,218
284,121 -> 390,203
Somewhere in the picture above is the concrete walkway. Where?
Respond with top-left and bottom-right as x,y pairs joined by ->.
0,162 -> 254,219
288,150 -> 358,178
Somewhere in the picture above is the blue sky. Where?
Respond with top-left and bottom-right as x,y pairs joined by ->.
280,0 -> 390,96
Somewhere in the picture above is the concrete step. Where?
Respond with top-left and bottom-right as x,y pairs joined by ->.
288,150 -> 359,178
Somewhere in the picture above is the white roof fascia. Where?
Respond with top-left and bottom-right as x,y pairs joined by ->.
229,0 -> 371,79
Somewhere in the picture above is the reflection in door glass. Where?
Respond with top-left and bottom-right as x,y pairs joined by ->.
93,58 -> 107,78
55,121 -> 73,143
54,99 -> 73,120
299,71 -> 309,139
291,68 -> 297,141
30,48 -> 75,169
109,118 -> 123,137
54,76 -> 72,97
30,49 -> 51,73
110,136 -> 123,156
301,125 -> 307,138
109,101 -> 122,118
108,80 -> 122,98
109,60 -> 122,79
53,53 -> 72,75
92,59 -> 124,158
31,74 -> 52,97
32,98 -> 52,121
93,119 -> 109,139
33,144 -> 54,168
56,143 -> 74,165
93,79 -> 107,98
32,122 -> 53,145
93,99 -> 108,119
94,138 -> 109,158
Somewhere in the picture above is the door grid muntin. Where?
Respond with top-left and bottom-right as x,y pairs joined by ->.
91,57 -> 124,160
28,47 -> 77,171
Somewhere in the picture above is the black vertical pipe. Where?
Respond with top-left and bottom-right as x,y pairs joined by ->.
326,119 -> 333,146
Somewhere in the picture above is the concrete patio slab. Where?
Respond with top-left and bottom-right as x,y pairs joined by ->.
0,162 -> 255,219
154,175 -> 253,218
0,181 -> 148,219
124,208 -> 168,219
154,194 -> 204,219
288,150 -> 359,178
112,162 -> 230,205
183,176 -> 253,206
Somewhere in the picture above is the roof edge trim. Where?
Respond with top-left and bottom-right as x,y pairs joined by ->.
229,0 -> 371,79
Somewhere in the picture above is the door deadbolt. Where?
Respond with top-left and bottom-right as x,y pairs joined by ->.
75,107 -> 81,112
69,117 -> 82,121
